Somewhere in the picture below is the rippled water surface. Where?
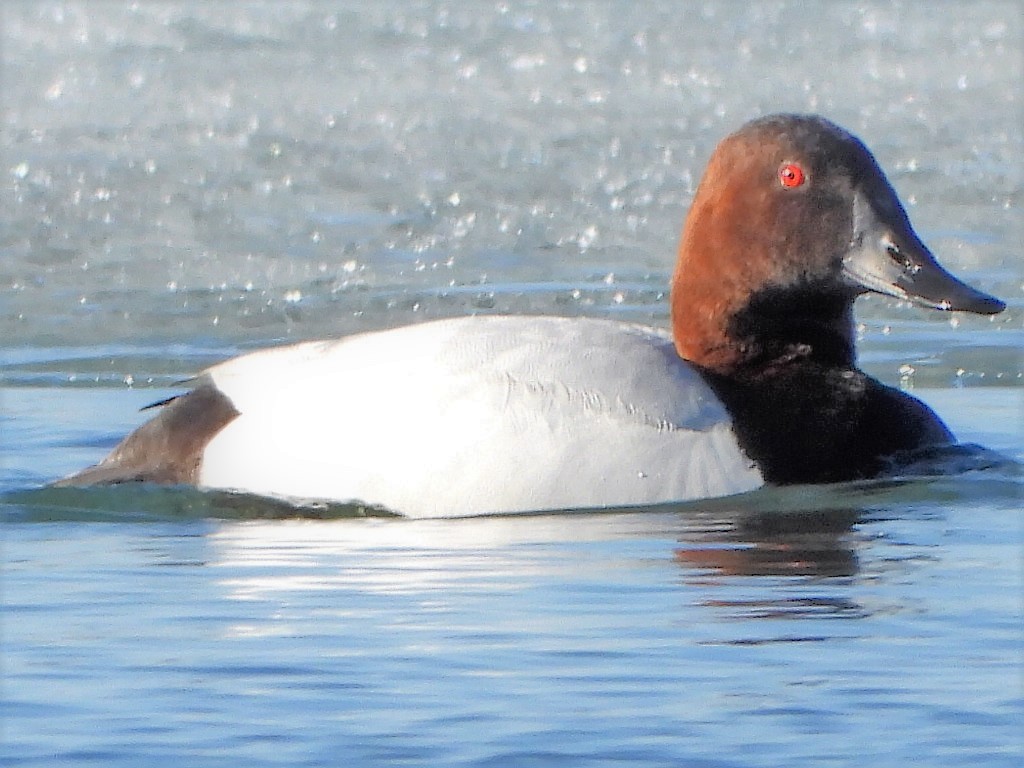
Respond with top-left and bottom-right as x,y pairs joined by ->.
3,2 -> 1022,766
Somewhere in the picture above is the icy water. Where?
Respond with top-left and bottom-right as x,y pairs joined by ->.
2,2 -> 1023,767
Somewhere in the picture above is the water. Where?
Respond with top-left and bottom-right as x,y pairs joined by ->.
2,2 -> 1023,766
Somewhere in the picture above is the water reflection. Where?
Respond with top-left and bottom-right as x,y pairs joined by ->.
207,505 -> 864,577
671,506 -> 867,632
203,502 -> 869,637
675,508 -> 862,578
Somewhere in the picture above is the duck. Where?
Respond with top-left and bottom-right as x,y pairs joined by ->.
57,114 -> 1005,517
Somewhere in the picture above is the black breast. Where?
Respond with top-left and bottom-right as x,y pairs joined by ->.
701,364 -> 954,485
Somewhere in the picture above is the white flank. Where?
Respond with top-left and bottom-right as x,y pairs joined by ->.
198,316 -> 762,517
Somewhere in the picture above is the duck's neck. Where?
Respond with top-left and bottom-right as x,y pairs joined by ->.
672,278 -> 857,377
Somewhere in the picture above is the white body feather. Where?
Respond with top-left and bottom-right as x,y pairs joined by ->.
198,316 -> 762,517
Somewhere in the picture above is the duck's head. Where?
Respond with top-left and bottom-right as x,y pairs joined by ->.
671,114 -> 1004,374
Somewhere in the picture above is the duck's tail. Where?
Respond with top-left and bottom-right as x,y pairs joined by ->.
53,383 -> 239,487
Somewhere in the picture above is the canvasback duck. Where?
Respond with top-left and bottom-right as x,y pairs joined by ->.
58,114 -> 1005,517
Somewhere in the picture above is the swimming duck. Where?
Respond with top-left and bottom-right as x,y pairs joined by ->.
58,114 -> 1005,517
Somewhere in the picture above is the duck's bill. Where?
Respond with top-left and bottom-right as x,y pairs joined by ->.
842,195 -> 1005,315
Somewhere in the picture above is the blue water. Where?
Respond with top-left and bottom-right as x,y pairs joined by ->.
3,2 -> 1022,766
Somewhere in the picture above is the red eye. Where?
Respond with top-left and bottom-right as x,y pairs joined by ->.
779,163 -> 806,188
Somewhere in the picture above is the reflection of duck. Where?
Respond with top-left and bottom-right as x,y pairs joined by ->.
672,504 -> 867,631
201,502 -> 865,637
58,115 -> 1004,517
675,507 -> 862,580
